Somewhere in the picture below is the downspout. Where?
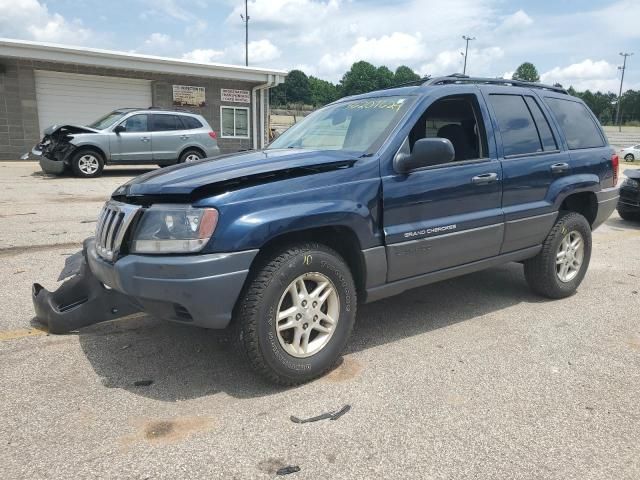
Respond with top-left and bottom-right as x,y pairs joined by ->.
251,74 -> 280,150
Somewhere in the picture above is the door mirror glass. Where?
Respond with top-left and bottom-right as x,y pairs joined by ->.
114,124 -> 125,134
394,137 -> 455,173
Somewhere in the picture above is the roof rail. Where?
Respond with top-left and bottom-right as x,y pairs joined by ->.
422,74 -> 568,94
147,106 -> 196,113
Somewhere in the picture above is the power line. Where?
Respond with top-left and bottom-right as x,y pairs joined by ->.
461,35 -> 475,75
615,52 -> 633,132
240,0 -> 250,66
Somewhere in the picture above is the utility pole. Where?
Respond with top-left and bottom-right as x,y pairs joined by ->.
462,35 -> 475,75
240,0 -> 250,66
615,52 -> 633,132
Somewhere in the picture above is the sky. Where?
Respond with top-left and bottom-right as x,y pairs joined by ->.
0,0 -> 638,93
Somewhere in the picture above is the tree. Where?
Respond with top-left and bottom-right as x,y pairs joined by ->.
339,61 -> 379,96
394,65 -> 421,85
308,76 -> 339,107
376,66 -> 394,89
270,69 -> 311,106
512,62 -> 540,82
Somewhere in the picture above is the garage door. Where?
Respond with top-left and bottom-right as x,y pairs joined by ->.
34,70 -> 152,133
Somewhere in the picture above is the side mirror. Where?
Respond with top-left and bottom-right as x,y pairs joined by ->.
394,138 -> 455,173
114,125 -> 125,134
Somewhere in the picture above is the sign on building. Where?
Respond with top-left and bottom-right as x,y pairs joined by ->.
221,88 -> 251,104
173,85 -> 206,107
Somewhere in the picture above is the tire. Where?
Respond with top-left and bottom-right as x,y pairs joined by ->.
624,154 -> 634,162
617,207 -> 639,221
237,242 -> 357,385
178,149 -> 204,164
71,150 -> 104,178
524,211 -> 592,299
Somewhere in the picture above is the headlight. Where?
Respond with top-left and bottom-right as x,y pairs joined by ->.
623,178 -> 639,188
131,205 -> 219,254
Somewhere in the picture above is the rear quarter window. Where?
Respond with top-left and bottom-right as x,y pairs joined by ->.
544,97 -> 605,149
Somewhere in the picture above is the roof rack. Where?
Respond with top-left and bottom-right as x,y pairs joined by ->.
422,74 -> 568,94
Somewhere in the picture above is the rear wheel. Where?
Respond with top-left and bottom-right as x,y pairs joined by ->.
624,154 -> 635,162
236,242 -> 357,385
524,212 -> 592,299
71,150 -> 104,178
178,149 -> 204,164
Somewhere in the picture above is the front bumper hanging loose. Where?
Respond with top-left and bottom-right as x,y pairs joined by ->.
32,242 -> 141,334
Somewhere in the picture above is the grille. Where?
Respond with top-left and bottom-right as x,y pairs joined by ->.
94,201 -> 141,261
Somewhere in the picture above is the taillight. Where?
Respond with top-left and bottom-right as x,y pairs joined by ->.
208,131 -> 217,140
611,153 -> 619,186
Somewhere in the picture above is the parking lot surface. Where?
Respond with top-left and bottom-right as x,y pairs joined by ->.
1,161 -> 639,479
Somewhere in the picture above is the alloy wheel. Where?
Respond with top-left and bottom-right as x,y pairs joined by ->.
78,154 -> 99,175
556,230 -> 584,282
275,272 -> 340,358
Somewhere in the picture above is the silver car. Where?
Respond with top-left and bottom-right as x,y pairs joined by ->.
31,108 -> 220,177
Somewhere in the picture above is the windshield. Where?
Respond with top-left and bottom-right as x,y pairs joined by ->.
88,110 -> 129,130
268,95 -> 414,154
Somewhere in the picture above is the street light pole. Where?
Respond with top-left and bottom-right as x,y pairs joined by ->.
240,0 -> 250,66
462,35 -> 475,75
615,52 -> 633,132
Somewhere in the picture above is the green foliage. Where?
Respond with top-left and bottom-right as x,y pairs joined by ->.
394,65 -> 421,84
308,76 -> 339,107
339,61 -> 380,96
376,66 -> 395,89
512,62 -> 540,82
270,69 -> 311,106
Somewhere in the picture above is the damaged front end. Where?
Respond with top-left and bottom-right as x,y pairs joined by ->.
27,125 -> 98,174
32,239 -> 141,334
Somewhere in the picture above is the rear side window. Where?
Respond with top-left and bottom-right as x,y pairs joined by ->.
180,116 -> 203,129
150,114 -> 181,131
544,98 -> 604,149
524,96 -> 557,151
489,94 -> 542,156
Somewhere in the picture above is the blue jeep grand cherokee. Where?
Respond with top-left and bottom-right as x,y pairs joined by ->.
33,75 -> 619,385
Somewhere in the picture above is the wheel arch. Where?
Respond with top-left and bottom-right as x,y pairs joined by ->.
558,191 -> 598,227
179,145 -> 206,161
248,225 -> 367,299
69,144 -> 107,164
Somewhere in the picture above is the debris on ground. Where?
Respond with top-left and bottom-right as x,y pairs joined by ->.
290,405 -> 351,424
276,465 -> 300,476
133,380 -> 154,387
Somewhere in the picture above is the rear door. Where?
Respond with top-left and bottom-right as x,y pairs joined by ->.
149,114 -> 190,161
382,89 -> 504,282
109,114 -> 152,162
481,87 -> 569,253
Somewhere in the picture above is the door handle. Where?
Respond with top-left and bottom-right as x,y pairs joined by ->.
471,172 -> 498,184
140,137 -> 150,142
180,135 -> 189,140
550,162 -> 569,174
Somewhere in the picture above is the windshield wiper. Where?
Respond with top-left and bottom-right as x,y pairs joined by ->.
359,153 -> 374,158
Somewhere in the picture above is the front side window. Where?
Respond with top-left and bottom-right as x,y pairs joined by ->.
268,95 -> 414,154
407,94 -> 488,161
119,114 -> 148,132
544,97 -> 605,150
489,94 -> 543,157
221,107 -> 249,138
150,114 -> 181,132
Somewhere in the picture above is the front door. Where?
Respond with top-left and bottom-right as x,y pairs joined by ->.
382,91 -> 504,282
109,114 -> 152,162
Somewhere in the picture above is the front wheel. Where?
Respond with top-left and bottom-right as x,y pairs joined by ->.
71,150 -> 104,178
624,154 -> 635,162
524,212 -> 592,299
236,242 -> 357,385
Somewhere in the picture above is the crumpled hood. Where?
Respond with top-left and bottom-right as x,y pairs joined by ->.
114,149 -> 360,197
43,124 -> 100,136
